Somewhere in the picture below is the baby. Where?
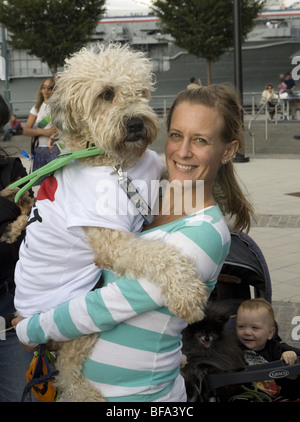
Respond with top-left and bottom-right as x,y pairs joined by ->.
236,298 -> 300,400
236,298 -> 299,365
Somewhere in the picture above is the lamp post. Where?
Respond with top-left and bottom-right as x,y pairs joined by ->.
233,0 -> 249,163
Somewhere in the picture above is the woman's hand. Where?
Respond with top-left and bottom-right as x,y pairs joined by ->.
11,315 -> 25,327
43,127 -> 58,139
11,315 -> 36,352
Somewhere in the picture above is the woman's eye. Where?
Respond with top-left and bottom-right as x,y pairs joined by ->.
169,132 -> 181,139
195,137 -> 208,144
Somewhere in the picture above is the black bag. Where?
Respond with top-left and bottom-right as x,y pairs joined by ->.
31,136 -> 39,156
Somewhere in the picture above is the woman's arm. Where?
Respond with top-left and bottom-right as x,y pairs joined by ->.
15,275 -> 165,347
23,113 -> 56,138
15,215 -> 225,347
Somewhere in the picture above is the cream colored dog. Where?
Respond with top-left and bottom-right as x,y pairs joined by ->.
15,43 -> 208,401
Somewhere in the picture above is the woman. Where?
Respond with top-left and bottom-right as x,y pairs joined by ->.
0,95 -> 35,402
14,84 -> 254,402
23,78 -> 59,177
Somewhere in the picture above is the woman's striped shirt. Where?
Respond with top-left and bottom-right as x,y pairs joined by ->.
16,205 -> 231,402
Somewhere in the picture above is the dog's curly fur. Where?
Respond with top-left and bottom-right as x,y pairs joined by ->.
0,187 -> 34,243
23,43 -> 208,402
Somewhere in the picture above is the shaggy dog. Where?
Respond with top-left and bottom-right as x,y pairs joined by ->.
0,187 -> 34,243
13,43 -> 208,401
181,303 -> 246,401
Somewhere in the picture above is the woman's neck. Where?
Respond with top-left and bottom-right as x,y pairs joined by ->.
143,185 -> 216,231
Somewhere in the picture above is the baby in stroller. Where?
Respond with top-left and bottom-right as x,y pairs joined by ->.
235,298 -> 300,401
181,232 -> 300,402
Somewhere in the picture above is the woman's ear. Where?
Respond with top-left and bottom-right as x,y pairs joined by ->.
222,140 -> 240,164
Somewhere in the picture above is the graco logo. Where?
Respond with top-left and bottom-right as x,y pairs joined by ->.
269,369 -> 289,379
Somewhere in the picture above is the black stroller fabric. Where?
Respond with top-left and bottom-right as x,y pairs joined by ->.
210,232 -> 271,313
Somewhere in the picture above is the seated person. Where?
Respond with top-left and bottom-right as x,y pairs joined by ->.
260,84 -> 278,120
284,73 -> 300,119
2,114 -> 22,141
236,298 -> 300,400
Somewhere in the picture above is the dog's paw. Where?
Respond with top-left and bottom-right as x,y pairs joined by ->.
180,354 -> 188,368
0,215 -> 29,244
164,276 -> 208,324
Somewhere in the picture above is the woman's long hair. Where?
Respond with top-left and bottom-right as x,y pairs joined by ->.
167,84 -> 255,233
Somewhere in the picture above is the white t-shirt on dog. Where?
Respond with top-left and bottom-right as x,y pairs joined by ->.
14,149 -> 163,317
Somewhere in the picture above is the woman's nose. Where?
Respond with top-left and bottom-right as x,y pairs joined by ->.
177,138 -> 193,158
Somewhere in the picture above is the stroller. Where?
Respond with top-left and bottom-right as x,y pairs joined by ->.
182,231 -> 300,402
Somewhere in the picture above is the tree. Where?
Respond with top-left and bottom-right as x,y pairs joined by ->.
151,0 -> 265,84
0,0 -> 106,74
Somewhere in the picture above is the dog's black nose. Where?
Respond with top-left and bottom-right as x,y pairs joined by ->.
126,117 -> 144,134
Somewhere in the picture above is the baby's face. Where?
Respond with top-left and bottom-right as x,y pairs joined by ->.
236,308 -> 275,351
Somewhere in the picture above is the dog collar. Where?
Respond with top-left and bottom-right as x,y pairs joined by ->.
113,166 -> 154,226
9,146 -> 105,202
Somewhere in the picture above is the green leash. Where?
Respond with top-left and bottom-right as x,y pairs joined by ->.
9,146 -> 105,202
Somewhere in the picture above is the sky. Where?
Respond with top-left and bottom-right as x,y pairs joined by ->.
105,0 -> 153,15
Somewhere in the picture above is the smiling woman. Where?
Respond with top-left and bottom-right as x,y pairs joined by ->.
14,83 -> 255,403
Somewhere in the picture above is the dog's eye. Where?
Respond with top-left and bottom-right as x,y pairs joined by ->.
141,89 -> 150,99
99,88 -> 115,102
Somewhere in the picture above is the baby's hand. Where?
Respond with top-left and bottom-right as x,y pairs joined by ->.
281,350 -> 297,365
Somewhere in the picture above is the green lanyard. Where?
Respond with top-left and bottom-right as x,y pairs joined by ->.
37,114 -> 51,129
9,147 -> 105,202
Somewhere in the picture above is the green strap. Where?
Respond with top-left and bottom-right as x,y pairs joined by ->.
9,146 -> 105,202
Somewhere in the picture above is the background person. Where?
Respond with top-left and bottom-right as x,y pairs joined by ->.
284,72 -> 300,120
2,114 -> 22,142
260,84 -> 278,120
187,77 -> 203,89
0,95 -> 35,402
14,84 -> 255,402
23,78 -> 59,179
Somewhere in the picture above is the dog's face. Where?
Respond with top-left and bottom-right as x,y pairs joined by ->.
189,319 -> 224,350
182,303 -> 230,351
49,43 -> 159,167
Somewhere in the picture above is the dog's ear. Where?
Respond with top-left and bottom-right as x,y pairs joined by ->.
205,302 -> 231,324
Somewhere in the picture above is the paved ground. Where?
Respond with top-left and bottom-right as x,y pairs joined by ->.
1,115 -> 300,348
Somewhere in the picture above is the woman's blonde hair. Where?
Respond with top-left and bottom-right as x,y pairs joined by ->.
167,84 -> 255,233
35,77 -> 55,112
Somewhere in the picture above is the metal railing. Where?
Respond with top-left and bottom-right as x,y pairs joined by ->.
248,92 -> 279,155
151,92 -> 262,120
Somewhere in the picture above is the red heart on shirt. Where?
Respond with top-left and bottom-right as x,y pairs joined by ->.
36,176 -> 58,202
